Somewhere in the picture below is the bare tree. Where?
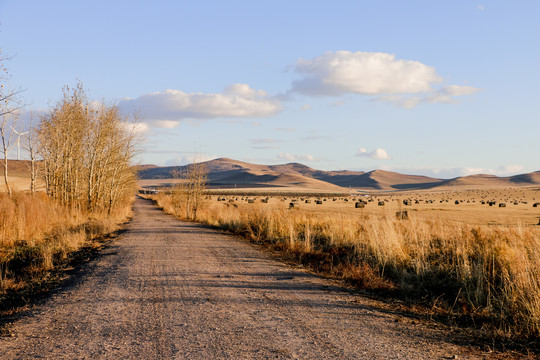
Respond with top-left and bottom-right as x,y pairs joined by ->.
39,83 -> 138,213
0,52 -> 23,118
25,112 -> 40,193
0,113 -> 15,196
39,83 -> 88,208
171,158 -> 207,220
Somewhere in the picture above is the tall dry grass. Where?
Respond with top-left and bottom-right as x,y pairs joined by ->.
0,191 -> 132,297
154,194 -> 540,339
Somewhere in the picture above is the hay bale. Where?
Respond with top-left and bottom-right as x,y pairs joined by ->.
378,201 -> 385,206
355,201 -> 365,208
499,203 -> 506,207
396,210 -> 408,220
289,202 -> 297,209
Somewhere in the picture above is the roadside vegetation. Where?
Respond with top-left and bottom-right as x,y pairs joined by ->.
0,77 -> 138,311
151,191 -> 540,344
170,161 -> 208,220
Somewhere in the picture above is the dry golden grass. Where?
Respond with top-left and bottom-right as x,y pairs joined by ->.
0,191 -> 132,299
152,188 -> 540,340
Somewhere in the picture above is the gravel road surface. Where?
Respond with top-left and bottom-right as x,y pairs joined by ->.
0,197 -> 486,359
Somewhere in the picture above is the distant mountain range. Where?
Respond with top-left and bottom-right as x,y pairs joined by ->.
137,158 -> 540,192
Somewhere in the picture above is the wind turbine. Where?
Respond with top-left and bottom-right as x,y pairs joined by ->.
11,127 -> 29,160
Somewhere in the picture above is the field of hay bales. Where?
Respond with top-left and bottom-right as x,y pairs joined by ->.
151,186 -> 540,341
206,187 -> 540,227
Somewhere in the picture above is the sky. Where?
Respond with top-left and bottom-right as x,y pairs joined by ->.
0,1 -> 538,178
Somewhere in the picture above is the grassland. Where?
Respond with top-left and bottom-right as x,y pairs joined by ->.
0,191 -> 133,312
151,186 -> 540,343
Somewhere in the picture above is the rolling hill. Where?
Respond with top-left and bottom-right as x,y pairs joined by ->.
137,158 -> 540,192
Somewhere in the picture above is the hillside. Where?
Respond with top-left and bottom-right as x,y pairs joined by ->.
137,158 -> 540,192
438,171 -> 540,189
138,158 -> 345,191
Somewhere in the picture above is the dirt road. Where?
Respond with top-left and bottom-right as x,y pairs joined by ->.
0,197 -> 486,359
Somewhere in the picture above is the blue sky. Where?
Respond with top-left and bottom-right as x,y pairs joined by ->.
1,1 -> 538,178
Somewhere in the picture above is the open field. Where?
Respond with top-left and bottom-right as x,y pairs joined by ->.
201,187 -> 540,227
0,160 -> 45,193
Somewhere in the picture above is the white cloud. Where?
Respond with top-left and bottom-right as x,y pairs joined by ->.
300,104 -> 311,110
440,85 -> 480,97
290,50 -> 479,108
374,96 -> 422,109
379,164 -> 525,179
277,152 -> 316,162
477,5 -> 485,11
152,120 -> 180,129
496,165 -> 524,175
164,154 -> 216,166
376,84 -> 481,108
251,138 -> 283,144
292,51 -> 442,96
461,167 -> 488,176
120,122 -> 150,135
119,84 -> 282,128
356,147 -> 391,160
